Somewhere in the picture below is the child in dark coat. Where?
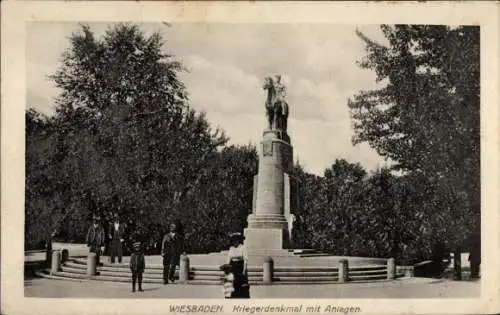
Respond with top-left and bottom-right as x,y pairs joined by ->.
130,242 -> 145,292
220,263 -> 235,299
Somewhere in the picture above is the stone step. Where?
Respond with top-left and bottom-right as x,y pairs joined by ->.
70,258 -> 268,272
66,259 -> 386,277
65,263 -> 385,280
61,266 -> 264,281
38,270 -> 375,286
37,269 -> 392,285
57,266 -> 387,282
348,269 -> 387,275
274,276 -> 338,281
66,260 -> 266,277
274,265 -> 384,272
62,265 -> 384,281
70,259 -> 164,270
65,262 -> 168,274
190,265 -> 263,272
295,253 -> 333,257
347,266 -> 387,271
38,270 -> 221,285
274,271 -> 338,277
35,271 -> 87,283
348,274 -> 388,280
61,266 -> 181,279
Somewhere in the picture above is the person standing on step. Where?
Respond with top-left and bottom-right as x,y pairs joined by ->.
130,241 -> 145,292
161,221 -> 184,284
226,232 -> 250,298
86,214 -> 105,267
108,213 -> 125,264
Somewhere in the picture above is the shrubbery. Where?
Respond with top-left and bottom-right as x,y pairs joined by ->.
26,24 -> 479,266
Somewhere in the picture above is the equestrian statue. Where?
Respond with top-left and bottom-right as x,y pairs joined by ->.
263,75 -> 289,132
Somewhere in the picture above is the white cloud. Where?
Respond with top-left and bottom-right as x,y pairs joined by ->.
27,22 -> 387,175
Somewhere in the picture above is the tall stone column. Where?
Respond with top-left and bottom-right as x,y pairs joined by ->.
245,130 -> 293,251
244,74 -> 298,254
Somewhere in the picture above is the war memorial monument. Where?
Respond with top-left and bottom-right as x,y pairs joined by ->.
31,76 -> 394,287
244,74 -> 298,255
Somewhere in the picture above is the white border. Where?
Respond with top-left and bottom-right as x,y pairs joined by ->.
2,1 -> 499,314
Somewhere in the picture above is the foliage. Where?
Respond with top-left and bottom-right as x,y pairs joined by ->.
348,25 -> 480,251
291,161 -> 452,265
26,24 -> 256,251
182,144 -> 258,253
27,24 -> 478,266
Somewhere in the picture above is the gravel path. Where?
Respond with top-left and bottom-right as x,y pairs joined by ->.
24,277 -> 480,299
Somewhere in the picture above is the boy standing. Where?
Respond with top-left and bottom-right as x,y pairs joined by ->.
129,242 -> 145,292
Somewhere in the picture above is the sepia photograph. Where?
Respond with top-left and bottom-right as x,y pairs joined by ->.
2,1 -> 500,315
23,20 -> 482,299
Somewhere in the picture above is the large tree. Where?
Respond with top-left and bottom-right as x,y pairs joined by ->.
348,25 -> 480,250
26,24 -> 231,250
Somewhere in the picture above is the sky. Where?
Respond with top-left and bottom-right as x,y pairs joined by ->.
26,22 -> 390,176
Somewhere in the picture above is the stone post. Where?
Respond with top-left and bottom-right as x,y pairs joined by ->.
453,250 -> 462,280
263,256 -> 274,284
179,254 -> 190,284
387,258 -> 396,280
338,259 -> 348,283
87,252 -> 97,276
405,267 -> 414,278
61,249 -> 69,264
50,250 -> 61,274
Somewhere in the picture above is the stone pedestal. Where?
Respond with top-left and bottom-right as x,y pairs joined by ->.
387,258 -> 396,280
244,228 -> 288,251
87,253 -> 97,276
245,130 -> 297,252
179,255 -> 190,284
51,250 -> 61,275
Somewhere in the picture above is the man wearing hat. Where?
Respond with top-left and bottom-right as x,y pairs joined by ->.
161,222 -> 184,284
129,241 -> 145,292
108,213 -> 125,264
86,214 -> 105,267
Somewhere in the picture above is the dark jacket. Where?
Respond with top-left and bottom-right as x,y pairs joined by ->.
86,225 -> 105,247
161,232 -> 184,259
130,252 -> 145,273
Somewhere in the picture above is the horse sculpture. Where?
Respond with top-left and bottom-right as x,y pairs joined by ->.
263,76 -> 276,130
263,75 -> 289,132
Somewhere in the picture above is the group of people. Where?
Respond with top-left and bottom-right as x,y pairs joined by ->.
86,214 -> 186,292
128,222 -> 184,292
86,214 -> 250,297
85,213 -> 126,266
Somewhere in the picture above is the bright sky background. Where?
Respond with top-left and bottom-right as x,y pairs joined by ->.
27,22 -> 390,176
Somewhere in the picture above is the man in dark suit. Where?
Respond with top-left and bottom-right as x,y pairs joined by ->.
108,213 -> 125,263
86,215 -> 105,266
161,222 -> 184,284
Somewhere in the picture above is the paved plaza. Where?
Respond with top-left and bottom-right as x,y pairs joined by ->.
25,276 -> 480,299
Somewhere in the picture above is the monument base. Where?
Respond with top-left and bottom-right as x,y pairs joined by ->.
247,214 -> 288,229
244,227 -> 290,251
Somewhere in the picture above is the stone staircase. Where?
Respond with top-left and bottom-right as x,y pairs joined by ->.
36,257 -> 392,285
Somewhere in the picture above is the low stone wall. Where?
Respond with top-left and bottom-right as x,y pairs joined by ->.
52,243 -> 88,257
396,266 -> 415,277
